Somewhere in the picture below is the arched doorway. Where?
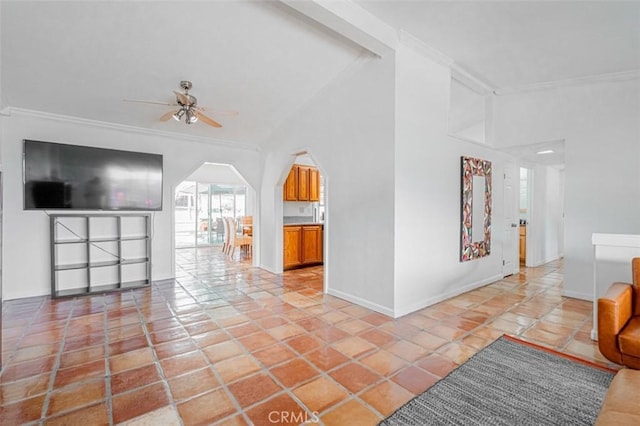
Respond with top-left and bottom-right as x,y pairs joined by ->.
280,152 -> 327,292
174,163 -> 254,249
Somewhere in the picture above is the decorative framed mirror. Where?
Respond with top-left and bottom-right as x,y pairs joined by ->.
460,156 -> 492,262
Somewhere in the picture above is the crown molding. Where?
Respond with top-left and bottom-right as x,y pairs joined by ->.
493,69 -> 640,96
6,107 -> 258,151
451,65 -> 495,96
398,30 -> 453,68
398,30 -> 495,96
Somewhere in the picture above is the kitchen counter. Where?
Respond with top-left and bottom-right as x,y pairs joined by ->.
284,222 -> 324,226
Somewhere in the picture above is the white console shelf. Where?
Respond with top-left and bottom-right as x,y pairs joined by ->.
50,214 -> 151,298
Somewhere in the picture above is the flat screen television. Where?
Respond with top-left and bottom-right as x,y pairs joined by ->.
24,140 -> 163,211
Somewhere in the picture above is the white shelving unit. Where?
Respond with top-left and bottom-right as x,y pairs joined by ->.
50,214 -> 151,298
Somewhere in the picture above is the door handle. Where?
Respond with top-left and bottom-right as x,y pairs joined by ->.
511,223 -> 518,228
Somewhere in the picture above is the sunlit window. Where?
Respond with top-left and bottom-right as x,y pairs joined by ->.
175,182 -> 248,248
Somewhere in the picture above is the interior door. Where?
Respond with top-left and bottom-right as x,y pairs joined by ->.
503,162 -> 519,276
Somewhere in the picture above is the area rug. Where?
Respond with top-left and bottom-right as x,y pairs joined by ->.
380,335 -> 616,426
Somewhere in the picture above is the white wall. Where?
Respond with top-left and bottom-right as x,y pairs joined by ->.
449,78 -> 485,144
258,150 -> 287,274
260,54 -> 397,315
1,111 -> 260,299
393,43 -> 507,317
259,42 -> 519,318
0,0 -> 3,314
527,164 -> 564,266
185,163 -> 248,185
494,78 -> 640,300
559,169 -> 565,257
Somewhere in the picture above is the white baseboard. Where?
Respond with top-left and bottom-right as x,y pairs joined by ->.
529,254 -> 561,267
326,288 -> 394,317
393,273 -> 504,318
259,264 -> 280,274
329,273 -> 505,318
561,289 -> 591,301
542,254 -> 561,265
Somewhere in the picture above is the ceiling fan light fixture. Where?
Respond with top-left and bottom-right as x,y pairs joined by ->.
173,108 -> 185,121
186,108 -> 198,124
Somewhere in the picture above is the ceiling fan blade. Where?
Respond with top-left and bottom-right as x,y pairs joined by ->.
173,91 -> 191,106
123,99 -> 177,107
196,111 -> 222,128
196,107 -> 239,116
159,110 -> 175,121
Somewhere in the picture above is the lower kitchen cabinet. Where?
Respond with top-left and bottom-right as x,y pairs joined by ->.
301,226 -> 323,264
284,226 -> 303,269
284,224 -> 323,270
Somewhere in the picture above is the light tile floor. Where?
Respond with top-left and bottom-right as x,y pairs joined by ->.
0,248 -> 616,425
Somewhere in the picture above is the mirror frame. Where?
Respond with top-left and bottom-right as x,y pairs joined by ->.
460,156 -> 492,262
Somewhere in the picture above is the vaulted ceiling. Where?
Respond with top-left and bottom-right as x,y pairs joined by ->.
1,1 -> 366,147
2,1 -> 638,151
356,1 -> 640,90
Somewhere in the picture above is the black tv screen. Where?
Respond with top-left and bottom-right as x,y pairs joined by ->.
24,140 -> 163,211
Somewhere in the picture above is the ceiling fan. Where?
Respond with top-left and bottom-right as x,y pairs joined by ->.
123,81 -> 236,128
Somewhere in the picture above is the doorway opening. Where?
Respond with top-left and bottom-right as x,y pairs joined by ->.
281,152 -> 326,289
519,167 -> 531,266
174,163 -> 252,249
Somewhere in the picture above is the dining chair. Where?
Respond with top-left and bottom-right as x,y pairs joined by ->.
241,215 -> 253,236
227,217 -> 252,258
222,216 -> 231,254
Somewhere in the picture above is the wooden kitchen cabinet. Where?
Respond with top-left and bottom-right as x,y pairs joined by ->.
284,167 -> 298,201
309,167 -> 320,202
283,164 -> 320,202
284,224 -> 323,270
283,226 -> 303,269
301,225 -> 323,264
297,166 -> 310,201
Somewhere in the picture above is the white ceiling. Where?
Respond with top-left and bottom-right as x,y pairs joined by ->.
2,1 -> 639,152
356,0 -> 640,90
499,139 -> 566,169
1,1 -> 365,147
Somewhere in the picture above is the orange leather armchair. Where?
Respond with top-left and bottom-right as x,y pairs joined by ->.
597,257 -> 640,369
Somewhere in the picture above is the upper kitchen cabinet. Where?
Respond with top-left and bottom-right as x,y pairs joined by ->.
283,164 -> 320,202
298,166 -> 310,201
309,168 -> 320,202
284,167 -> 298,201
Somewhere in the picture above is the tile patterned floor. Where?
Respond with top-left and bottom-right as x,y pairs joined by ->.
0,248 -> 616,425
